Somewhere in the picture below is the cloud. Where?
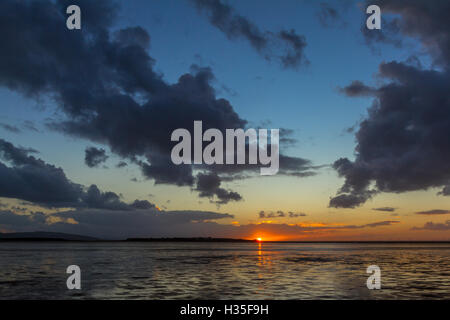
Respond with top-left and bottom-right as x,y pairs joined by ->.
329,188 -> 376,209
209,153 -> 318,181
315,1 -> 353,28
415,209 -> 450,216
361,0 -> 450,66
258,210 -> 307,219
0,208 -> 398,240
412,221 -> 450,231
116,161 -> 128,168
372,207 -> 396,212
339,80 -> 376,97
0,123 -> 21,134
259,210 -> 285,218
437,184 -> 450,196
278,128 -> 297,148
0,0 -> 317,204
289,211 -> 307,218
84,147 -> 108,168
0,138 -> 84,207
316,2 -> 344,28
330,1 -> 450,208
0,138 -> 155,210
361,16 -> 402,52
363,220 -> 399,228
196,172 -> 242,205
190,0 -> 308,70
81,184 -> 129,211
130,200 -> 157,210
22,120 -> 39,132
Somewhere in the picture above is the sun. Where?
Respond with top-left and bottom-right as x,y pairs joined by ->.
257,237 -> 262,242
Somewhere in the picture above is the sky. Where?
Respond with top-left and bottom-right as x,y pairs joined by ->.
0,0 -> 450,240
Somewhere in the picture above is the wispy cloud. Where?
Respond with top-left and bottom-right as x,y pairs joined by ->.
190,0 -> 309,70
412,221 -> 450,231
0,123 -> 21,134
415,209 -> 450,215
372,207 -> 397,212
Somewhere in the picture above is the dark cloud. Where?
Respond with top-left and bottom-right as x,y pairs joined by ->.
258,210 -> 306,219
0,0 -> 317,204
130,200 -> 157,210
0,210 -> 49,228
278,128 -> 297,147
82,184 -> 128,210
288,211 -> 307,218
258,210 -> 285,219
114,26 -> 151,49
331,1 -> 450,208
329,188 -> 376,209
0,123 -> 21,133
415,209 -> 450,216
0,139 -> 39,165
277,29 -> 308,69
84,147 -> 108,168
0,138 -> 155,210
361,0 -> 450,66
341,123 -> 358,135
196,172 -> 242,205
139,153 -> 195,187
80,184 -> 155,211
412,221 -> 450,231
279,155 -> 319,177
116,161 -> 128,168
339,80 -> 375,97
208,152 -> 318,181
363,220 -> 399,228
0,208 -> 398,240
190,0 -> 308,70
0,138 -> 84,207
372,207 -> 396,212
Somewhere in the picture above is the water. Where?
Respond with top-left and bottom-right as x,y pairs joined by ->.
0,242 -> 449,299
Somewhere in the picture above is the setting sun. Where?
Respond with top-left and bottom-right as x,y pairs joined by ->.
257,238 -> 262,242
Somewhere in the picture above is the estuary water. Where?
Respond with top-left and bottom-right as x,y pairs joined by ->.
0,242 -> 449,299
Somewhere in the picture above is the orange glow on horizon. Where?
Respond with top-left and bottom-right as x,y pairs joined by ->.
247,233 -> 287,241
